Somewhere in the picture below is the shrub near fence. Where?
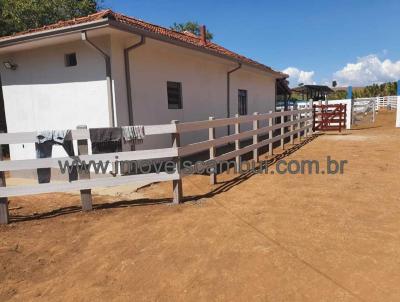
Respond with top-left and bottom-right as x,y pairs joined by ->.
0,107 -> 313,224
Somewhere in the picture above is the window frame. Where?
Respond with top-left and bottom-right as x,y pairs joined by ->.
238,89 -> 248,115
64,53 -> 77,67
167,81 -> 183,110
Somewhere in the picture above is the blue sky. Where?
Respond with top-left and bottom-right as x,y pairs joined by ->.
103,0 -> 400,87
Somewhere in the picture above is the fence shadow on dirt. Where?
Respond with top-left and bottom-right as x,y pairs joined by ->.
9,134 -> 321,223
184,134 -> 320,201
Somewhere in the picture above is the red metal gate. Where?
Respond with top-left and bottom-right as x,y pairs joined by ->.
313,104 -> 347,132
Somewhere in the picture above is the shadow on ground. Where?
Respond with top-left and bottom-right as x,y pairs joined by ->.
9,134 -> 320,223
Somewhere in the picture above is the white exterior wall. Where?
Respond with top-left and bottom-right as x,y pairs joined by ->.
0,36 -> 111,161
126,38 -> 277,149
0,31 -> 279,162
230,68 -> 276,132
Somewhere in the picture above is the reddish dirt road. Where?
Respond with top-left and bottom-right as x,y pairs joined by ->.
1,111 -> 400,301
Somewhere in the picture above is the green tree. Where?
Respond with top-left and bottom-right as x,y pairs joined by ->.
0,0 -> 101,37
328,90 -> 347,100
170,21 -> 214,40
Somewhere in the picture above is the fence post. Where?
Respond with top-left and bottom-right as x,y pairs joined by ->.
268,110 -> 273,156
209,117 -> 217,185
308,100 -> 313,136
298,110 -> 302,142
304,105 -> 309,138
339,104 -> 343,133
77,125 -> 93,211
171,120 -> 183,204
0,145 -> 9,224
234,114 -> 240,172
372,100 -> 376,123
253,112 -> 259,162
280,108 -> 285,150
351,100 -> 356,125
290,108 -> 294,145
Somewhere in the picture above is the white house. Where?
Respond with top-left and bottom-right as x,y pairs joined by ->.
0,10 -> 288,161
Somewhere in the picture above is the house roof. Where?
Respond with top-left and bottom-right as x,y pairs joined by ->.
0,10 -> 286,78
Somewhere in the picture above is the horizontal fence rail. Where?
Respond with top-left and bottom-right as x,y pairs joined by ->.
0,148 -> 177,171
352,96 -> 397,111
177,107 -> 314,188
0,172 -> 179,198
178,115 -> 312,157
0,124 -> 176,145
176,109 -> 311,133
0,123 -> 180,224
376,96 -> 397,109
0,106 -> 314,224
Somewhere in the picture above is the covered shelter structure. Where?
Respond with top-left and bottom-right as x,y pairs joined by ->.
292,85 -> 333,101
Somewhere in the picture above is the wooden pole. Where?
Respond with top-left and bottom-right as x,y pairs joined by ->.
209,117 -> 217,185
253,112 -> 259,162
280,108 -> 285,149
298,111 -> 302,142
76,125 -> 93,211
235,114 -> 240,173
312,104 -> 316,132
308,100 -> 313,136
290,108 -> 294,145
0,144 -> 9,224
372,100 -> 376,123
171,120 -> 183,204
304,105 -> 309,138
268,110 -> 273,156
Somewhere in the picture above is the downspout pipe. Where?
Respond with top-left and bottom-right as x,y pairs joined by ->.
81,31 -> 115,127
227,63 -> 242,135
124,36 -> 145,125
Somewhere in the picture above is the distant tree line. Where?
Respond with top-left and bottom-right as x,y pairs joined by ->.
328,81 -> 398,100
353,82 -> 397,98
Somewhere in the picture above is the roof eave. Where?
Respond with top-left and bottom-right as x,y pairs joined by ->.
0,17 -> 285,78
108,19 -> 284,78
0,18 -> 110,48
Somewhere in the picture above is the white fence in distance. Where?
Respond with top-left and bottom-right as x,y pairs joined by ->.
297,95 -> 398,129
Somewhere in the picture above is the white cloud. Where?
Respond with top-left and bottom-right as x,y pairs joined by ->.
283,67 -> 315,87
333,54 -> 400,86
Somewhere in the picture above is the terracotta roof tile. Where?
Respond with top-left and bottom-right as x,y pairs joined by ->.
0,10 -> 111,39
0,10 -> 285,77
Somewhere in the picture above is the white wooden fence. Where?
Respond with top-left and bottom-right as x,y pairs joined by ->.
296,95 -> 397,129
352,96 -> 397,111
375,96 -> 398,110
0,107 -> 313,224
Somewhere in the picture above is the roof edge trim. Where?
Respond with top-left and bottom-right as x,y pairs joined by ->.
0,19 -> 110,48
108,20 -> 284,77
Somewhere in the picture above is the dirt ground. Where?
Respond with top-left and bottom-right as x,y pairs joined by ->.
1,111 -> 400,302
